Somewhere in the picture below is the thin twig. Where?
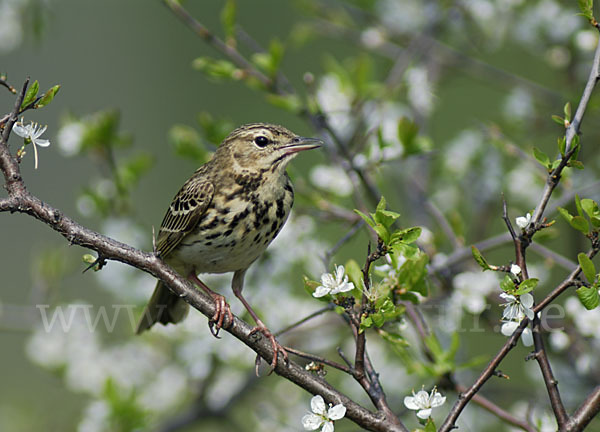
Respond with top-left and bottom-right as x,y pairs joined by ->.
275,306 -> 333,337
455,385 -> 536,432
565,386 -> 600,432
531,38 -> 600,227
531,314 -> 568,428
1,79 -> 407,432
283,346 -> 353,374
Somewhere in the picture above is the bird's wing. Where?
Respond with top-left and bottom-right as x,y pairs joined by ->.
156,177 -> 215,257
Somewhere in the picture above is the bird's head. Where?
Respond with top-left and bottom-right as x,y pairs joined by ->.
217,123 -> 321,174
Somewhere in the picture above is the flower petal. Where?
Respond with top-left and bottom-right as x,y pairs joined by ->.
12,124 -> 28,137
311,395 -> 327,415
302,413 -> 323,430
34,139 -> 51,147
337,281 -> 354,293
321,273 -> 335,288
404,396 -> 419,410
328,404 -> 346,420
525,307 -> 535,321
501,321 -> 518,337
522,328 -> 534,346
322,421 -> 335,432
520,293 -> 534,309
499,292 -> 515,302
416,408 -> 433,419
335,265 -> 345,283
313,285 -> 331,298
430,394 -> 446,408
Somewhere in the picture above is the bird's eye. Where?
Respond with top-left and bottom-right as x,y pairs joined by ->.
254,135 -> 269,148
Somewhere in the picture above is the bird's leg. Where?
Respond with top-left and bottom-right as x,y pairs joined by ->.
188,272 -> 233,337
232,269 -> 289,372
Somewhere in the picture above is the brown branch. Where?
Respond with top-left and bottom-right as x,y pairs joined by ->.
531,314 -> 568,428
565,386 -> 600,432
455,385 -> 536,432
0,80 -> 407,432
283,346 -> 353,375
531,37 -> 600,227
163,0 -> 274,91
439,318 -> 529,432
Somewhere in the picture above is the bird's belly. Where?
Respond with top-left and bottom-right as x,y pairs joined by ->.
173,190 -> 292,274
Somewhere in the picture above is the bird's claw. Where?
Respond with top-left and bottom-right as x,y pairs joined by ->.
208,293 -> 233,338
249,325 -> 289,375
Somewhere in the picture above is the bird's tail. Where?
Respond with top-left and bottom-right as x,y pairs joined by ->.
136,280 -> 189,334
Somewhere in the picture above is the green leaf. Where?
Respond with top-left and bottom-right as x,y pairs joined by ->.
564,102 -> 572,122
532,147 -> 550,168
35,84 -> 60,108
303,276 -> 321,297
558,136 -> 566,156
360,315 -> 373,332
581,199 -> 599,219
576,285 -> 600,310
192,57 -> 238,80
514,278 -> 538,295
591,216 -> 600,229
578,253 -> 597,283
424,418 -> 437,432
344,259 -> 364,299
220,0 -> 236,40
552,115 -> 565,126
500,275 -> 515,293
390,227 -> 421,245
576,195 -> 584,217
570,216 -> 590,234
578,0 -> 594,20
569,160 -> 585,170
397,252 -> 429,296
557,207 -> 573,224
20,80 -> 39,109
471,245 -> 491,271
354,209 -> 376,229
373,224 -> 390,244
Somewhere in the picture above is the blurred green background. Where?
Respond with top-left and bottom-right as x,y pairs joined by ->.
2,0 -> 600,431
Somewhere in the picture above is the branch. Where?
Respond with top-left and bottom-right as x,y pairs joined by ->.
531,37 -> 600,227
531,314 -> 568,428
455,385 -> 536,432
565,386 -> 600,432
0,80 -> 407,432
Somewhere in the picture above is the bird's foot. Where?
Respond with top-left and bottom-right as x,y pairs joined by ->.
249,325 -> 289,374
208,292 -> 233,338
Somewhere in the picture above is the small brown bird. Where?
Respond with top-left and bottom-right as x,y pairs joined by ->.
137,123 -> 321,367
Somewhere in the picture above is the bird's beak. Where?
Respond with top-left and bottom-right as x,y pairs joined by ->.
283,137 -> 322,155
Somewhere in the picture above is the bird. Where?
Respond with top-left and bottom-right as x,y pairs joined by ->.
136,123 -> 321,368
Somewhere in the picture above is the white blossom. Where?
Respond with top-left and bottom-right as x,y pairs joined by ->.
12,119 -> 51,169
313,265 -> 355,298
515,213 -> 532,229
404,387 -> 446,419
500,292 -> 534,321
302,395 -> 346,431
501,320 -> 534,346
510,264 -> 522,276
